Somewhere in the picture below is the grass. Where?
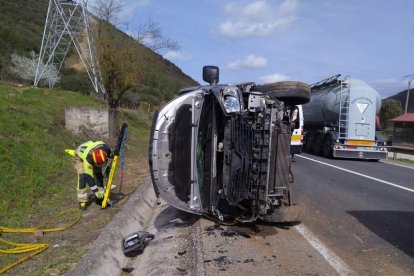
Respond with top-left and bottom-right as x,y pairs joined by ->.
0,85 -> 102,227
0,84 -> 152,274
396,158 -> 414,165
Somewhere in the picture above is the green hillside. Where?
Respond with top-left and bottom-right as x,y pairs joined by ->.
0,84 -> 152,274
386,88 -> 414,113
0,1 -> 197,274
0,0 -> 197,107
0,1 -> 48,79
0,84 -> 150,224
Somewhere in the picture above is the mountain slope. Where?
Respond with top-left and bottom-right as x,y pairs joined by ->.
0,0 -> 48,77
0,0 -> 197,105
0,83 -> 152,274
385,88 -> 414,113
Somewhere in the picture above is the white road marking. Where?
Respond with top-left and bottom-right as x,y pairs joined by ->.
295,224 -> 355,276
297,155 -> 414,193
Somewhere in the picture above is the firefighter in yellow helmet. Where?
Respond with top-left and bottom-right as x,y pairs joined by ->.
74,141 -> 112,210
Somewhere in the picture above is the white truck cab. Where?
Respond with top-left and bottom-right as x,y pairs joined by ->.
290,105 -> 304,156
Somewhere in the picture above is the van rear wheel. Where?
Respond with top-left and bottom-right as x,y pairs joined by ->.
252,81 -> 311,105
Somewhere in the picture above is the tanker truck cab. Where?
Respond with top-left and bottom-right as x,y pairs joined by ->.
290,105 -> 304,156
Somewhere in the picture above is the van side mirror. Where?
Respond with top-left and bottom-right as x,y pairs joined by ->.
203,66 -> 219,85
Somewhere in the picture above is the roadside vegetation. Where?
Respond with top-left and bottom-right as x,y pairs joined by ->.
0,83 -> 152,275
0,1 -> 195,273
397,158 -> 414,166
392,158 -> 414,166
0,0 -> 197,110
399,159 -> 414,164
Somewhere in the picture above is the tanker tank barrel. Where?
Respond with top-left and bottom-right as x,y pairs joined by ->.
311,74 -> 342,91
302,75 -> 387,160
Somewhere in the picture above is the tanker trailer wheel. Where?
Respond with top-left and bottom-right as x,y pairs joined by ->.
322,135 -> 334,158
312,134 -> 323,156
253,81 -> 311,105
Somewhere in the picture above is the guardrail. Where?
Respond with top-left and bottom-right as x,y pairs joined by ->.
389,145 -> 414,160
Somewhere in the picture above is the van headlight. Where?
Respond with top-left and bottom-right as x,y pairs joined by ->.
222,86 -> 241,113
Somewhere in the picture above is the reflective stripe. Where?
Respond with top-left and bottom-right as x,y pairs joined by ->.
92,152 -> 97,164
77,193 -> 88,199
76,145 -> 88,157
89,185 -> 98,191
99,150 -> 105,162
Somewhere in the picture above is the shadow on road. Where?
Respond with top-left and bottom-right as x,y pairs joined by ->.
153,206 -> 200,230
347,210 -> 414,258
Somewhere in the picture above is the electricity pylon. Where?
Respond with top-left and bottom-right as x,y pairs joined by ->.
34,0 -> 104,93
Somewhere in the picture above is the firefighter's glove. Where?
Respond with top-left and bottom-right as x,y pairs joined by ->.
95,191 -> 104,199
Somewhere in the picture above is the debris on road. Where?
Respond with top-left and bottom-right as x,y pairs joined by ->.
121,267 -> 134,273
122,231 -> 154,257
177,250 -> 187,256
220,229 -> 251,238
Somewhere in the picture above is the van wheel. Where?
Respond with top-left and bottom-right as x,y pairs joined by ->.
252,81 -> 311,105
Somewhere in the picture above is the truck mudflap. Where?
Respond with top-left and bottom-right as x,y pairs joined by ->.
259,204 -> 301,223
333,149 -> 388,160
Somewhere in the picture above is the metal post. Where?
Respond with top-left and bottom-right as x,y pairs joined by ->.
403,75 -> 414,114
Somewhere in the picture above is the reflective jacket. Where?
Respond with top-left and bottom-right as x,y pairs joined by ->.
76,141 -> 112,166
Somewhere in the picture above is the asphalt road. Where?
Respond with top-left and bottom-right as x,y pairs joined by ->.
122,202 -> 342,276
71,155 -> 414,276
292,153 -> 414,275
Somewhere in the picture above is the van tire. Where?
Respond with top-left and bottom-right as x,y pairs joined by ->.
252,81 -> 311,105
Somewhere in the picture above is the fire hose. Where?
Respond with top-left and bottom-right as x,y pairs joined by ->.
0,208 -> 81,274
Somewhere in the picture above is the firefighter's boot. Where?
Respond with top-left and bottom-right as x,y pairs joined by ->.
95,197 -> 103,205
79,202 -> 87,211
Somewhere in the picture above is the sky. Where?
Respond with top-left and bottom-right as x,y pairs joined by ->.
108,0 -> 414,99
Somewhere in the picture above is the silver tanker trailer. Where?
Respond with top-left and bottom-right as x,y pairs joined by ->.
302,74 -> 388,159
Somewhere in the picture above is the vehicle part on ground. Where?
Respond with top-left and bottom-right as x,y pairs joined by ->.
302,74 -> 388,160
149,66 -> 311,224
122,231 -> 155,257
220,229 -> 251,238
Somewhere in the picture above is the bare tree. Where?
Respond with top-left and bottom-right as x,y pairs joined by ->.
96,28 -> 145,109
92,1 -> 180,109
92,0 -> 124,25
93,0 -> 145,109
135,20 -> 181,53
92,0 -> 180,53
